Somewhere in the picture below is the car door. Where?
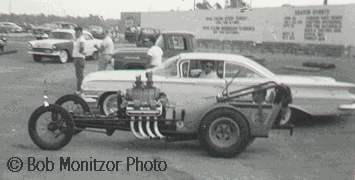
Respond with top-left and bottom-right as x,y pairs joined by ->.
161,59 -> 226,122
83,33 -> 95,56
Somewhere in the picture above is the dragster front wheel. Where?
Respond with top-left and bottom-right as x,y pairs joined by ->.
198,108 -> 251,158
28,104 -> 75,150
55,94 -> 91,135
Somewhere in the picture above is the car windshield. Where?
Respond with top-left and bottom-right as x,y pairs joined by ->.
152,55 -> 180,77
51,32 -> 74,40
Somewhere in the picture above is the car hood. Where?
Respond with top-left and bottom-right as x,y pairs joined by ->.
29,39 -> 71,49
274,75 -> 355,88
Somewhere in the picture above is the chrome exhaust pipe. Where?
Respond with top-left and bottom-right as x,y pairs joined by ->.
153,117 -> 165,139
130,117 -> 147,140
138,116 -> 150,139
145,117 -> 157,138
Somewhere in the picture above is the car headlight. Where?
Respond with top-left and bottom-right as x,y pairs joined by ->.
28,43 -> 33,49
52,45 -> 57,50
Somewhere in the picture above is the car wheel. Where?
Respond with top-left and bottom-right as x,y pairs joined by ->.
33,55 -> 42,62
198,108 -> 250,158
58,50 -> 69,63
55,94 -> 91,135
28,104 -> 75,150
92,51 -> 99,60
100,93 -> 118,116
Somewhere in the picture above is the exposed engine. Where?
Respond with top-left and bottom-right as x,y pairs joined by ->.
117,71 -> 168,117
116,71 -> 170,139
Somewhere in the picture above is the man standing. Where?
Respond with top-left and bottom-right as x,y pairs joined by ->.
147,36 -> 163,69
73,26 -> 86,95
95,30 -> 114,71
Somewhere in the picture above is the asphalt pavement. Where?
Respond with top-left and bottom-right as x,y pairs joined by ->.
0,38 -> 354,180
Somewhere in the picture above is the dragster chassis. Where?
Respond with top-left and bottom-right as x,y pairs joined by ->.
28,81 -> 294,158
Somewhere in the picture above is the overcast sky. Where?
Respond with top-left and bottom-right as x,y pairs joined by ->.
0,0 -> 354,19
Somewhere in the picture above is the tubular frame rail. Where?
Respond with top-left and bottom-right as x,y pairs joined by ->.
217,81 -> 294,135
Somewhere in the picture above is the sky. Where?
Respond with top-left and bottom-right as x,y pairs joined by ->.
0,0 -> 354,19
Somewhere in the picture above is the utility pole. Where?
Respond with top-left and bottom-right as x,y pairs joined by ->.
194,0 -> 196,10
9,0 -> 12,14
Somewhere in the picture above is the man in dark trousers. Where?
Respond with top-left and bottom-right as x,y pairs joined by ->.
73,26 -> 86,95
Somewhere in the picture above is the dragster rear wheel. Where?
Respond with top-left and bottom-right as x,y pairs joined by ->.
28,104 -> 75,150
55,94 -> 91,135
198,108 -> 251,158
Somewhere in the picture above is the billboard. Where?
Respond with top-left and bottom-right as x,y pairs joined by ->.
139,4 -> 355,46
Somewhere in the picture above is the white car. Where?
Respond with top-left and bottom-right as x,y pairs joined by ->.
81,52 -> 355,126
28,29 -> 102,63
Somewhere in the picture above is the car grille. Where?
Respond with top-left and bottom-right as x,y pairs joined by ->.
33,48 -> 51,53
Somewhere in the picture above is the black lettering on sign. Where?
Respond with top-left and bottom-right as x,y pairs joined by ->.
295,9 -> 311,15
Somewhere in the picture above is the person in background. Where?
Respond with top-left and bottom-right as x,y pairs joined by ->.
110,25 -> 115,38
199,61 -> 219,79
73,26 -> 86,95
147,36 -> 163,69
95,29 -> 114,71
115,26 -> 119,40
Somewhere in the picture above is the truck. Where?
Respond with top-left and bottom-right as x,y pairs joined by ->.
112,31 -> 265,70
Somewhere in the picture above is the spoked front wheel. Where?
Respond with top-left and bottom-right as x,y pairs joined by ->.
28,104 -> 75,150
55,94 -> 91,135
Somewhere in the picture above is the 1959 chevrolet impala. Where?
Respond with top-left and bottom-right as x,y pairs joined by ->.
81,52 -> 355,126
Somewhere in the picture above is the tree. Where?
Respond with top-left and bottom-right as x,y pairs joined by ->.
324,0 -> 327,5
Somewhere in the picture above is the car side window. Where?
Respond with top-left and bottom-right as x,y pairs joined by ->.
83,34 -> 93,40
168,36 -> 188,50
186,60 -> 223,78
225,62 -> 262,78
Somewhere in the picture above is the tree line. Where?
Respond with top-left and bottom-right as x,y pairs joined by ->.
0,13 -> 122,29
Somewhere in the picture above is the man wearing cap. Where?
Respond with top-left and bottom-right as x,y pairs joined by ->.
73,26 -> 86,95
95,30 -> 114,71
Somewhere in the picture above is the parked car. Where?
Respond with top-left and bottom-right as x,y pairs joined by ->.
81,52 -> 355,125
28,29 -> 101,63
32,29 -> 49,40
0,22 -> 23,33
0,35 -> 7,51
114,31 -> 195,70
52,22 -> 78,29
136,28 -> 161,47
124,26 -> 138,43
33,23 -> 61,35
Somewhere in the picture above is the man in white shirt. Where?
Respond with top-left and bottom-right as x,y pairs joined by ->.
147,36 -> 163,69
95,30 -> 114,71
72,26 -> 86,95
199,61 -> 219,79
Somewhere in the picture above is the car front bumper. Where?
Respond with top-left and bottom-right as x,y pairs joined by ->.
28,50 -> 60,56
338,103 -> 355,110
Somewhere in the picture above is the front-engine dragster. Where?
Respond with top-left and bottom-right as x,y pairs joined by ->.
28,71 -> 294,158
